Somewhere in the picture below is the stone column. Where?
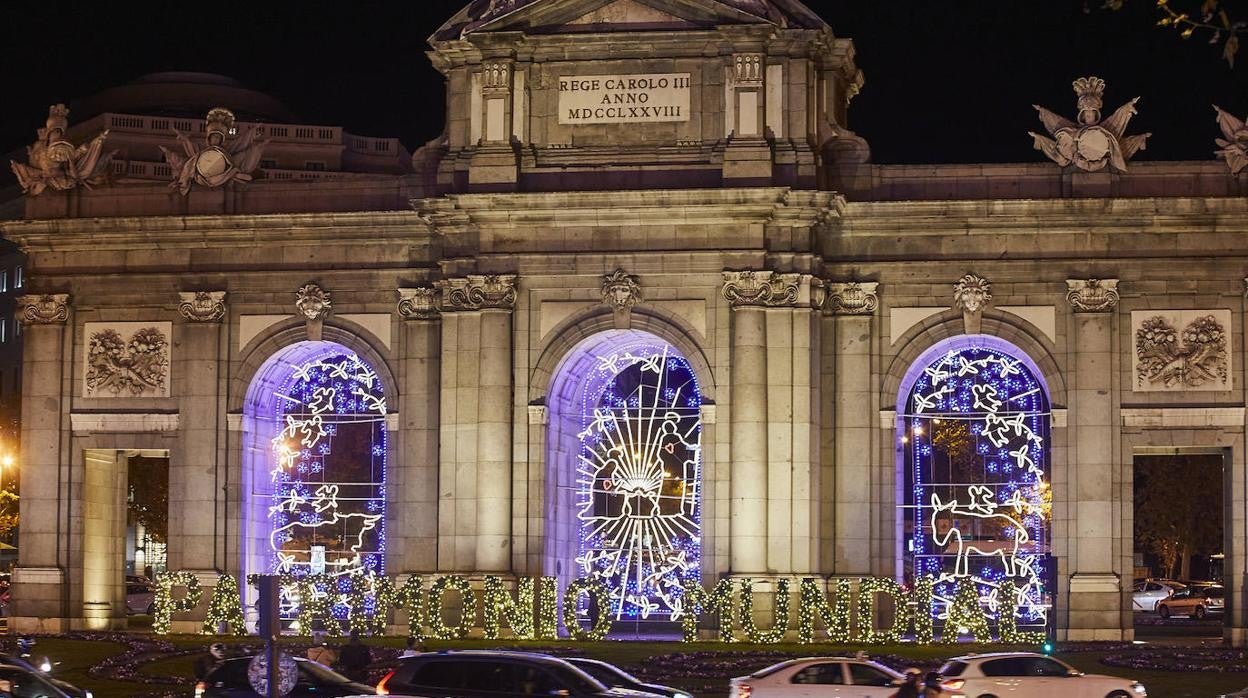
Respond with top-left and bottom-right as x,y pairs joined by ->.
170,292 -> 227,573
396,288 -> 441,573
723,271 -> 818,574
1065,278 -> 1123,640
11,294 -> 71,631
437,275 -> 517,572
825,282 -> 879,575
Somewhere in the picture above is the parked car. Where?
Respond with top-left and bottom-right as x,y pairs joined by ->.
1131,579 -> 1183,612
0,664 -> 90,698
729,657 -> 906,698
194,655 -> 374,697
124,579 -> 155,615
1158,585 -> 1224,618
566,657 -> 692,698
376,650 -> 664,697
937,652 -> 1146,698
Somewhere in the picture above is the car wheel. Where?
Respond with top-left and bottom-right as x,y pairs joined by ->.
1106,691 -> 1132,698
145,601 -> 154,615
1159,604 -> 1170,619
976,694 -> 999,698
1194,605 -> 1207,619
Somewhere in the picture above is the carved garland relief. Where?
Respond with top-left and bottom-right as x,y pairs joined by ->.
83,322 -> 172,398
1132,310 -> 1232,391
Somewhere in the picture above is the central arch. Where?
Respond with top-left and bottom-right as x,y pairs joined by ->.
545,329 -> 705,624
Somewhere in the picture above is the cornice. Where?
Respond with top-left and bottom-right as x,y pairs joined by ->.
3,211 -> 433,253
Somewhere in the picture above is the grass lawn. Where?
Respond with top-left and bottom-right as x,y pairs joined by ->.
24,634 -> 1248,697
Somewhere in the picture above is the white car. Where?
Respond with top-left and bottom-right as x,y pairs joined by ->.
729,657 -> 908,698
1131,579 -> 1182,612
937,652 -> 1146,698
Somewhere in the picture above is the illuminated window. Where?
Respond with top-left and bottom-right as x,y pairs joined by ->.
902,343 -> 1052,635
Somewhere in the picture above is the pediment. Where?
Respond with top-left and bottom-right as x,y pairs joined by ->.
433,0 -> 825,41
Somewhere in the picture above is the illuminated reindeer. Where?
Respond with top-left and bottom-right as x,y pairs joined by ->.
929,486 -> 1030,579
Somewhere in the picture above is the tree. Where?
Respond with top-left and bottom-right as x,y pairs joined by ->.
1135,454 -> 1222,580
1102,0 -> 1246,66
127,455 -> 168,544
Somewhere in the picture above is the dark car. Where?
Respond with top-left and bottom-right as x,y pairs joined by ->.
0,652 -> 91,698
566,658 -> 692,698
0,664 -> 85,698
377,650 -> 664,697
195,655 -> 374,697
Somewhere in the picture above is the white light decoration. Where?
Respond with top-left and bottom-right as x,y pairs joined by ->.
903,344 -> 1052,639
264,349 -> 388,628
574,342 -> 702,623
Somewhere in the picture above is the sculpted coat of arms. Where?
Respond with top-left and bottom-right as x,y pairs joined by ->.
1133,311 -> 1231,391
84,323 -> 172,397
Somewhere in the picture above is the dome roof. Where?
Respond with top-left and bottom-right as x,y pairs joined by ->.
72,72 -> 298,124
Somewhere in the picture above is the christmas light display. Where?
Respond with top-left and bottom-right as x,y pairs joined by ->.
265,350 -> 387,591
537,577 -> 559,640
797,578 -> 850,644
738,578 -> 790,643
202,574 -> 247,635
428,575 -> 475,640
910,576 -> 935,644
997,579 -> 1047,645
153,571 -> 202,635
856,577 -> 909,644
562,577 -> 612,641
903,344 -> 1052,639
679,578 -> 736,642
942,577 -> 991,643
483,575 -> 535,640
575,341 -> 702,622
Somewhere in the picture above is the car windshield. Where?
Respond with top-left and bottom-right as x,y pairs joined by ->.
752,660 -> 803,678
572,660 -> 636,685
1206,587 -> 1225,598
937,661 -> 967,677
0,667 -> 67,697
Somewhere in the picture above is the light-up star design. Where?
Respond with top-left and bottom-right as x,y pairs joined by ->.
576,343 -> 702,621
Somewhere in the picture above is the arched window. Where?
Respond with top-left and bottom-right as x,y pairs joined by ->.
901,342 -> 1052,634
244,342 -> 388,585
547,330 -> 703,624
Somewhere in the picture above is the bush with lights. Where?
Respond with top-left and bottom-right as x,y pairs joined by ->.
738,578 -> 790,643
202,574 -> 247,635
428,575 -> 475,639
679,578 -> 735,642
942,577 -> 991,643
998,579 -> 1047,645
910,575 -> 935,644
561,577 -> 611,641
856,577 -> 910,644
483,575 -> 535,640
537,576 -> 559,640
797,578 -> 850,644
153,571 -> 203,635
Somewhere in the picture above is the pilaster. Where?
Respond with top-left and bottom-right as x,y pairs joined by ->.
1064,278 -> 1124,640
396,288 -> 441,573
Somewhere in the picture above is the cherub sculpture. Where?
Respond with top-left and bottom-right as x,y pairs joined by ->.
1213,105 -> 1248,175
1029,77 -> 1150,173
160,107 -> 267,195
9,104 -> 113,196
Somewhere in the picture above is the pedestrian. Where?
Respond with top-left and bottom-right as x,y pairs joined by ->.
306,631 -> 337,666
889,668 -> 922,698
922,671 -> 944,697
336,629 -> 371,682
193,643 -> 227,681
398,636 -> 422,659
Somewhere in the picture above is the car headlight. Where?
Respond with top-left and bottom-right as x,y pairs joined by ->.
1132,681 -> 1147,695
675,694 -> 694,698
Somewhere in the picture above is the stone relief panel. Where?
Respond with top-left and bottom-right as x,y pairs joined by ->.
83,322 -> 172,398
1132,310 -> 1232,392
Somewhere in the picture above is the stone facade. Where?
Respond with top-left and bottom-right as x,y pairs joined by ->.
2,0 -> 1248,644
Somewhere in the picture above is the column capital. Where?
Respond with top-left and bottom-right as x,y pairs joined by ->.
1066,279 -> 1120,313
826,281 -> 879,316
437,274 -> 518,312
177,291 -> 227,323
397,287 -> 440,321
16,293 -> 70,325
722,270 -> 816,308
295,282 -> 332,321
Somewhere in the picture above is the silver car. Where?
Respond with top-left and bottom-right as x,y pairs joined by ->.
1131,579 -> 1182,612
1157,585 -> 1224,618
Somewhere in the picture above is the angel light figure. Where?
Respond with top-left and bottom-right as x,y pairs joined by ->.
1213,105 -> 1248,175
1029,77 -> 1150,173
160,107 -> 267,195
9,104 -> 114,196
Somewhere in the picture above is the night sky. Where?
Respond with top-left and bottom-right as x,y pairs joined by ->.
3,1 -> 1247,165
